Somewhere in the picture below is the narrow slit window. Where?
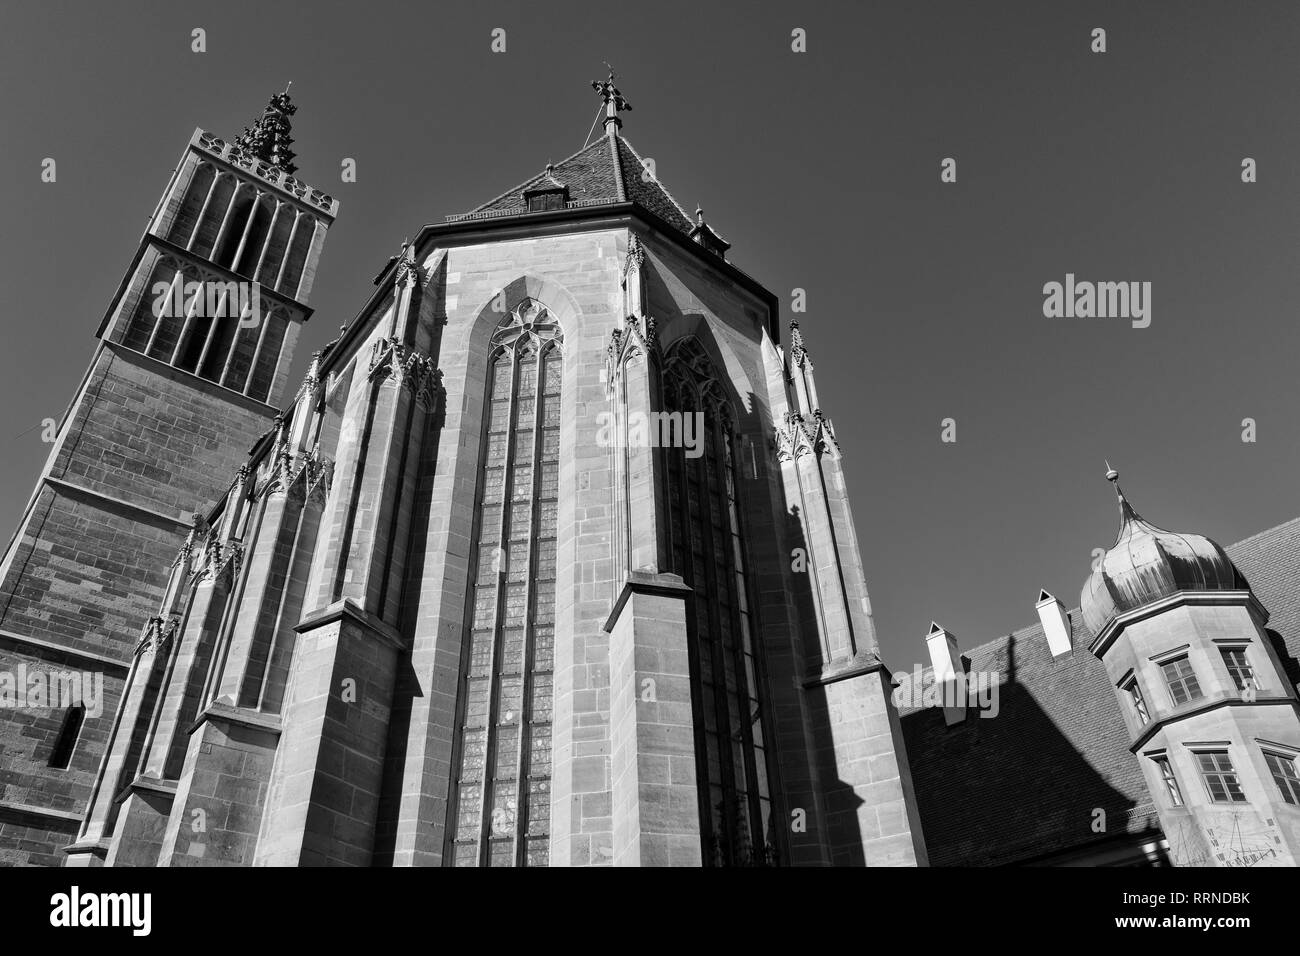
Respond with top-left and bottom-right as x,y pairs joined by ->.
1152,756 -> 1182,807
47,704 -> 86,770
1124,678 -> 1150,725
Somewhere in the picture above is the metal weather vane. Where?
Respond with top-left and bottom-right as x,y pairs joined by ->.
592,66 -> 632,115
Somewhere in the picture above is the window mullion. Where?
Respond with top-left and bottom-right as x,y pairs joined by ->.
510,341 -> 544,866
477,344 -> 518,864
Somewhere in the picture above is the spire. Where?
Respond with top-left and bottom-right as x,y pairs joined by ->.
233,88 -> 299,175
1104,461 -> 1143,528
592,68 -> 631,138
789,319 -> 807,358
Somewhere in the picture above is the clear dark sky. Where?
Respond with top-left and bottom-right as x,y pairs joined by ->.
1,0 -> 1297,669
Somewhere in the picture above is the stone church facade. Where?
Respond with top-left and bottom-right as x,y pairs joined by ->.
0,86 -> 925,867
1,87 -> 1298,867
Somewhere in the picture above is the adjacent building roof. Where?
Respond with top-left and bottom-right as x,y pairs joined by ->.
898,514 -> 1300,866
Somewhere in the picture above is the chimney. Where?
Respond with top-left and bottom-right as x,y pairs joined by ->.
925,622 -> 967,726
1035,590 -> 1072,657
925,621 -> 964,681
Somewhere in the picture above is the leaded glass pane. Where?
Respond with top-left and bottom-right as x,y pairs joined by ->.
530,674 -> 553,722
495,726 -> 519,779
485,432 -> 508,464
504,583 -> 527,626
541,395 -> 560,426
458,730 -> 487,781
464,678 -> 491,729
453,843 -> 479,867
483,466 -> 505,500
499,628 -> 525,674
515,394 -> 536,426
489,780 -> 517,837
526,780 -> 550,837
542,429 -> 560,458
469,630 -> 494,678
512,465 -> 534,500
525,837 -> 549,867
529,724 -> 552,776
457,783 -> 482,832
533,627 -> 554,672
534,581 -> 555,624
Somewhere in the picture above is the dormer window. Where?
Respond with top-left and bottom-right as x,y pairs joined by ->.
689,207 -> 731,259
527,190 -> 565,212
523,165 -> 568,213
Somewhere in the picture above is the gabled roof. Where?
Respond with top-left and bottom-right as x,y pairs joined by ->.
897,514 -> 1300,866
466,134 -> 696,235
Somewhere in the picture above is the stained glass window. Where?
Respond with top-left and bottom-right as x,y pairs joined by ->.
448,300 -> 561,867
661,338 -> 778,866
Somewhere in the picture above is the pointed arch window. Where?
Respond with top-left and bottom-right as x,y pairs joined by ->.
448,299 -> 562,867
662,338 -> 778,866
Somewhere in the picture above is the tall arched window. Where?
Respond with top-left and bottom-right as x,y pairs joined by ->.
448,299 -> 562,867
662,338 -> 778,866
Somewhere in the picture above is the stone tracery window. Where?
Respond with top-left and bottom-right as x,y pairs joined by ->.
448,298 -> 561,867
661,337 -> 778,866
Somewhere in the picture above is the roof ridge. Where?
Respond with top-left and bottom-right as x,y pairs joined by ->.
468,138 -> 610,215
608,135 -> 626,202
1225,513 -> 1300,551
616,136 -> 694,225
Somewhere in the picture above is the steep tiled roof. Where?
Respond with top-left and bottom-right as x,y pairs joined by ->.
897,514 -> 1300,866
467,135 -> 695,235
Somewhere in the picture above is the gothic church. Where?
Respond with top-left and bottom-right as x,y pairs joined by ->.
1,86 -> 1298,867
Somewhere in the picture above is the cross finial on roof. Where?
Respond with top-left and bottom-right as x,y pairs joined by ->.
592,67 -> 631,138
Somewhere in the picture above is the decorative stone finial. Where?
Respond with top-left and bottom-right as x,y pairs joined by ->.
232,90 -> 299,175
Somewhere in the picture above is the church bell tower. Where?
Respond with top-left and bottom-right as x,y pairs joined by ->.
0,91 -> 337,866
